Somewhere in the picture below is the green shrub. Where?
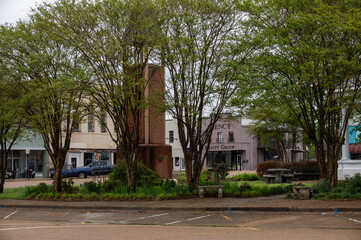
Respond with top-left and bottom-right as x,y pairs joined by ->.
26,183 -> 53,197
342,173 -> 361,194
239,182 -> 252,193
82,181 -> 102,194
61,178 -> 78,193
108,162 -> 163,187
163,179 -> 177,192
232,173 -> 259,181
312,174 -> 361,199
200,171 -> 213,181
214,162 -> 229,180
312,179 -> 332,193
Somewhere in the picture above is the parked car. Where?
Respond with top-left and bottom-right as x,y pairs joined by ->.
0,171 -> 13,179
91,161 -> 115,176
50,161 -> 114,179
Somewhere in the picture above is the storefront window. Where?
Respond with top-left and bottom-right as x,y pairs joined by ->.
84,152 -> 94,166
101,152 -> 110,162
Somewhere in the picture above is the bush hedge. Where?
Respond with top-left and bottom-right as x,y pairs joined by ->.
312,173 -> 361,199
230,173 -> 259,181
108,162 -> 163,187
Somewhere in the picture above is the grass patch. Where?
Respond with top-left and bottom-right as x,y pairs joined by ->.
0,187 -> 28,199
228,173 -> 259,181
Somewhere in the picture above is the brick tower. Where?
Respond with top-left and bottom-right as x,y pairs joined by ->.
139,64 -> 172,178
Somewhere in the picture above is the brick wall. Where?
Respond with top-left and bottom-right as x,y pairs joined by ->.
148,65 -> 166,144
139,144 -> 172,178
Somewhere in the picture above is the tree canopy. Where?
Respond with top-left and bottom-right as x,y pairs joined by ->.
238,0 -> 361,185
0,19 -> 90,192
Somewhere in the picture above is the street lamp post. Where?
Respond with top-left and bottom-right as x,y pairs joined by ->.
26,149 -> 30,180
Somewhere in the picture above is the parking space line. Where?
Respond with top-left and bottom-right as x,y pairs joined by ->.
165,220 -> 182,225
222,215 -> 232,221
3,210 -> 18,220
0,225 -> 86,231
137,213 -> 169,220
221,214 -> 259,231
61,211 -> 70,218
120,213 -> 169,224
187,215 -> 211,221
329,213 -> 361,225
165,215 -> 212,225
237,224 -> 260,231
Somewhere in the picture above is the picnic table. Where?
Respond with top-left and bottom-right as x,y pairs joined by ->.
264,168 -> 293,184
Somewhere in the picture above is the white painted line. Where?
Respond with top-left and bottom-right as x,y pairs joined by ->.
3,210 -> 18,220
61,212 -> 70,218
0,225 -> 81,231
138,213 -> 169,220
0,223 -> 39,226
165,220 -> 181,225
187,215 -> 211,221
165,215 -> 211,225
335,214 -> 361,225
120,213 -> 169,224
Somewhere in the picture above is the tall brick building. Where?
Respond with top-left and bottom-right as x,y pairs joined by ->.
138,65 -> 172,178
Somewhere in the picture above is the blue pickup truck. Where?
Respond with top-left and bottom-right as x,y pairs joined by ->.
50,161 -> 114,179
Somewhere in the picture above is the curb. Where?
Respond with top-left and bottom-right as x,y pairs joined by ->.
1,204 -> 360,213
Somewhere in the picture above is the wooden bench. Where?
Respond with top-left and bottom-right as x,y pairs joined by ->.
291,167 -> 320,181
197,185 -> 224,198
281,174 -> 294,183
263,174 -> 276,184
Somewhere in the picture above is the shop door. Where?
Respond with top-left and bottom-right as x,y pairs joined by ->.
180,158 -> 185,171
13,159 -> 19,178
237,154 -> 242,170
68,153 -> 81,168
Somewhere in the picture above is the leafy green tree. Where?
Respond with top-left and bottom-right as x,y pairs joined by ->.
32,0 -> 165,192
0,20 -> 90,192
240,0 -> 361,186
160,0 -> 248,189
0,37 -> 26,193
246,98 -> 305,162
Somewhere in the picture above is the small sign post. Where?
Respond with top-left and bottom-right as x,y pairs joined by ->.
26,149 -> 30,180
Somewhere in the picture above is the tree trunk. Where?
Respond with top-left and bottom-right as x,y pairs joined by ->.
185,155 -> 195,190
125,153 -> 138,193
0,170 -> 5,194
0,150 -> 6,194
53,161 -> 63,192
326,146 -> 339,187
130,159 -> 137,193
314,143 -> 327,179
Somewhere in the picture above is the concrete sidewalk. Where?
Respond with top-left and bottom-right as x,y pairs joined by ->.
1,194 -> 360,212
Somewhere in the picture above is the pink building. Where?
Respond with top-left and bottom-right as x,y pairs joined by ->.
203,114 -> 263,171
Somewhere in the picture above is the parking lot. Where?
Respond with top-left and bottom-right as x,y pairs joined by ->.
1,208 -> 361,229
1,208 -> 360,240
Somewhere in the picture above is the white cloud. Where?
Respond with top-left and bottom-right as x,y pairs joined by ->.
0,0 -> 55,25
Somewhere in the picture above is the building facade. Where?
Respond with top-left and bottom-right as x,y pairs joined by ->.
166,118 -> 185,172
167,114 -> 305,172
7,132 -> 50,178
203,115 -> 262,171
65,113 -> 117,169
8,65 -> 171,179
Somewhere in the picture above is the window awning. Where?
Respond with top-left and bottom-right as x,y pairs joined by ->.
349,144 -> 361,154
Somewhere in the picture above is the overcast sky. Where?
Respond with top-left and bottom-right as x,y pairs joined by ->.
0,0 -> 56,24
